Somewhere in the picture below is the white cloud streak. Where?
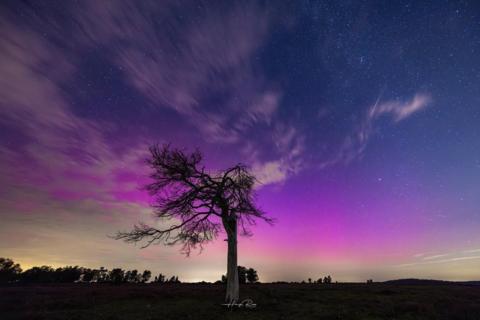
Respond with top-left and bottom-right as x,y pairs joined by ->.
323,93 -> 432,168
422,254 -> 448,261
0,0 -> 304,193
0,13 -> 150,213
71,0 -> 303,185
75,1 -> 282,144
395,249 -> 480,268
369,93 -> 432,122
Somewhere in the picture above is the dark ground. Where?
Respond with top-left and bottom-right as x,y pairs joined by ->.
1,283 -> 480,320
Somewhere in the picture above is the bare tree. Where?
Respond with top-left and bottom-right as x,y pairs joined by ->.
115,144 -> 273,302
246,267 -> 259,283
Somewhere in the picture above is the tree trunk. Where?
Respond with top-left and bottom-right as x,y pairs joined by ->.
224,217 -> 239,303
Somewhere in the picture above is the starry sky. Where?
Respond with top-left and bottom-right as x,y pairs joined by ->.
1,0 -> 480,282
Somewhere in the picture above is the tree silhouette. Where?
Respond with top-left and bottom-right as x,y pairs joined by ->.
0,258 -> 22,283
166,275 -> 180,283
124,270 -> 131,282
81,269 -> 99,282
115,144 -> 273,302
98,267 -> 109,282
246,268 -> 259,283
237,266 -> 247,284
109,268 -> 125,284
53,266 -> 82,282
141,270 -> 152,283
125,269 -> 140,283
155,273 -> 166,283
20,266 -> 55,283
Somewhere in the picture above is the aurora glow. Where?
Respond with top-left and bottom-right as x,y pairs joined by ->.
1,1 -> 479,282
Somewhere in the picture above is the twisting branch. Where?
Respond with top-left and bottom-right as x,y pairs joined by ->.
115,144 -> 273,255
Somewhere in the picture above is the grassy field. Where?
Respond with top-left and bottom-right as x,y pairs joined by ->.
1,283 -> 480,320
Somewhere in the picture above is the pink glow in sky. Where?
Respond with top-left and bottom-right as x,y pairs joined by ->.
1,1 -> 480,282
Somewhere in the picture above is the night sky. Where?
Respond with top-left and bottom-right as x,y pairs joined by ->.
1,0 -> 480,282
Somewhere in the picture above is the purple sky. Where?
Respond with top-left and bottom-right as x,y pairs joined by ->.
1,1 -> 480,282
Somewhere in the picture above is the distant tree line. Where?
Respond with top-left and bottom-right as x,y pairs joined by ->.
272,275 -> 334,285
151,273 -> 181,283
2,257 -> 336,285
307,275 -> 333,284
0,257 -> 181,284
88,267 -> 154,284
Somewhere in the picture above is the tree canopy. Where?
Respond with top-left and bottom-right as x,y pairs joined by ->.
115,144 -> 273,254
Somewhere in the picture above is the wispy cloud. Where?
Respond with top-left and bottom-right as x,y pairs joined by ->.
0,11 -> 151,217
369,93 -> 432,122
463,248 -> 480,254
70,0 -> 303,185
395,249 -> 480,268
0,1 -> 432,197
0,0 -> 303,213
396,255 -> 480,268
323,93 -> 432,167
422,254 -> 448,261
252,161 -> 287,186
75,1 -> 286,145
